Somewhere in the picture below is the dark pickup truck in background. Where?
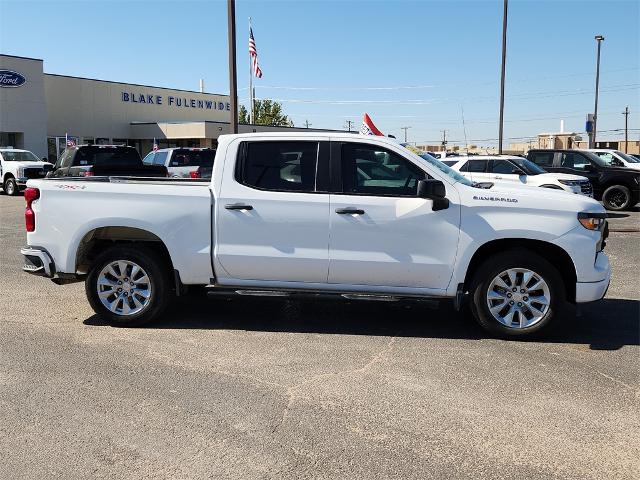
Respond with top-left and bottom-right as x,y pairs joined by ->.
48,145 -> 168,179
527,149 -> 640,210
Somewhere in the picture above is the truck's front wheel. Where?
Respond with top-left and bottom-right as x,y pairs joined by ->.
469,250 -> 564,337
86,246 -> 170,327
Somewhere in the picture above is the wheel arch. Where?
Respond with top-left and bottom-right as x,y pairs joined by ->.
75,226 -> 179,290
463,238 -> 577,303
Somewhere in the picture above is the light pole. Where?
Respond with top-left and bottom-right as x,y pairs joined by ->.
591,35 -> 604,148
227,0 -> 238,134
498,0 -> 508,155
401,126 -> 411,143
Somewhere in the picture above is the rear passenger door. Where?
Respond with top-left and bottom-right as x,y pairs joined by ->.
215,139 -> 331,283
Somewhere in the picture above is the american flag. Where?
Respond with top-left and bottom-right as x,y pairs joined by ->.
65,133 -> 76,147
249,27 -> 263,78
360,113 -> 384,136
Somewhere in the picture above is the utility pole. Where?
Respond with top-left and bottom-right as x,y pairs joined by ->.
344,120 -> 354,132
498,0 -> 508,155
441,130 -> 448,151
591,35 -> 605,148
401,126 -> 411,143
304,120 -> 312,128
227,0 -> 238,133
623,106 -> 630,153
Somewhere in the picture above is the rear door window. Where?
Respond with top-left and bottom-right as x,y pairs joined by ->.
142,152 -> 155,165
237,141 -> 319,192
529,152 -> 554,167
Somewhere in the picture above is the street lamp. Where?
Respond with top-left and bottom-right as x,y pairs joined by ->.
591,34 -> 605,148
498,0 -> 508,155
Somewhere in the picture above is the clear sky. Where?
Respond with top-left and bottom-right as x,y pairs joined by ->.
1,0 -> 638,147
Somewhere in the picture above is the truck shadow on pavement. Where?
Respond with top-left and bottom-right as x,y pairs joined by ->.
85,295 -> 640,351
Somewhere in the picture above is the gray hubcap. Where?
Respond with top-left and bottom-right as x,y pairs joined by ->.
5,180 -> 15,195
486,268 -> 551,329
97,260 -> 151,316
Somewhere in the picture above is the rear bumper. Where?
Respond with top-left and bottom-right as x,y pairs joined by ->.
21,246 -> 55,277
575,251 -> 611,303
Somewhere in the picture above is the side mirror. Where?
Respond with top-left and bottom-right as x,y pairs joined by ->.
418,179 -> 449,211
583,163 -> 594,171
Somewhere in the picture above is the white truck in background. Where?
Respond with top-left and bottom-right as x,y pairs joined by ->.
0,148 -> 51,196
21,133 -> 610,337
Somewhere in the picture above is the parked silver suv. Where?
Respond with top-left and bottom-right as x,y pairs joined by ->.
142,147 -> 215,179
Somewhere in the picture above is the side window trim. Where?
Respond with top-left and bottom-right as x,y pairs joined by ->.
234,140 -> 326,194
336,141 -> 428,198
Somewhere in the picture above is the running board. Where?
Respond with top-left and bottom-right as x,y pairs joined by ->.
341,294 -> 399,302
206,288 -> 428,303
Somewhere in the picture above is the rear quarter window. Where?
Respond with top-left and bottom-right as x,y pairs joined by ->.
529,152 -> 554,167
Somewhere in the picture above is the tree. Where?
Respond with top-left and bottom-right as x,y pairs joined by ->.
238,99 -> 293,127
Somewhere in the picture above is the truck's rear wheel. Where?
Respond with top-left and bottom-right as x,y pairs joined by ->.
86,246 -> 170,327
469,250 -> 564,337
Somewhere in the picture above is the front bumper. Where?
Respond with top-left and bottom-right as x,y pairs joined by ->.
16,177 -> 28,188
21,246 -> 55,277
575,251 -> 611,303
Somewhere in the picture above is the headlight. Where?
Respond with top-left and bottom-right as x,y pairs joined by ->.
16,167 -> 24,177
578,212 -> 606,230
558,179 -> 581,186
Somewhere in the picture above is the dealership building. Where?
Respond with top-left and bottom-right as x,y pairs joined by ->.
0,54 -> 340,161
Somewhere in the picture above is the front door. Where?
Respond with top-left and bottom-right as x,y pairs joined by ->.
489,159 -> 526,185
215,139 -> 331,283
328,142 -> 460,290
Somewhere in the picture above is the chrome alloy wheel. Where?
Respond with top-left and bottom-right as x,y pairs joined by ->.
486,268 -> 551,329
96,260 -> 152,316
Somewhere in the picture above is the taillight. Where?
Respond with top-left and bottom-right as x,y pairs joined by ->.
24,187 -> 40,232
82,171 -> 94,177
189,170 -> 201,179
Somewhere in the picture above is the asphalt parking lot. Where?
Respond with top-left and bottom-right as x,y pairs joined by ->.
0,193 -> 638,480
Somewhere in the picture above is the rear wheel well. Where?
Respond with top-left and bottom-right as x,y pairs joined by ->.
464,239 -> 577,303
76,227 -> 179,291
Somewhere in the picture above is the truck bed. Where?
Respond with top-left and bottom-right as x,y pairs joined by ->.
25,176 -> 214,284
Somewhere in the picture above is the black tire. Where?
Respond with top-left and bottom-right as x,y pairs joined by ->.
85,245 -> 171,327
469,249 -> 565,338
4,177 -> 18,196
602,184 -> 632,211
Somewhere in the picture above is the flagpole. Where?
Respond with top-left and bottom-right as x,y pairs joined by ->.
248,17 -> 254,125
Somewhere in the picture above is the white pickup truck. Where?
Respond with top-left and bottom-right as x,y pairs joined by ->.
21,133 -> 611,337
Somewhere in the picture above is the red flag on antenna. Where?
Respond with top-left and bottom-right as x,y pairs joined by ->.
360,113 -> 384,136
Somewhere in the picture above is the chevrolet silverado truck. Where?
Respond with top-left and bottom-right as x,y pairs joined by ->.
21,133 -> 611,337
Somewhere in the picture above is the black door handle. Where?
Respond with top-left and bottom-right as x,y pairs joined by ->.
335,208 -> 365,215
225,203 -> 253,210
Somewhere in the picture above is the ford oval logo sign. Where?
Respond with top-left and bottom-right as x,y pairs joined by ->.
0,70 -> 27,88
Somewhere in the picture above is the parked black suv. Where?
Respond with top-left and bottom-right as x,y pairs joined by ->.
527,149 -> 640,210
48,145 -> 167,178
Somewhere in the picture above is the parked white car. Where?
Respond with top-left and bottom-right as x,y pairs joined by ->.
0,148 -> 52,196
441,155 -> 593,196
21,133 -> 610,338
583,149 -> 640,171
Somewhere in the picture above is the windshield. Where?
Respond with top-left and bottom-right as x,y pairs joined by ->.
417,152 -> 474,186
614,151 -> 640,163
510,158 -> 547,175
1,151 -> 40,162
